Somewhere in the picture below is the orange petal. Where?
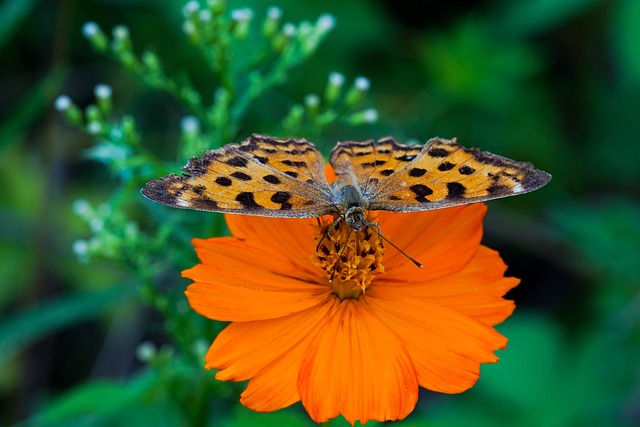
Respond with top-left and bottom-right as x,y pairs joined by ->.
184,238 -> 329,322
365,294 -> 507,394
239,299 -> 339,412
376,246 -> 519,326
206,299 -> 334,407
298,300 -> 419,424
378,204 -> 486,281
225,215 -> 320,268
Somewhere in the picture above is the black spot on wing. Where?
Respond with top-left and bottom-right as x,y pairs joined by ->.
361,160 -> 387,168
380,169 -> 395,176
193,184 -> 207,195
437,162 -> 455,171
409,184 -> 433,203
263,175 -> 281,184
227,156 -> 248,167
270,191 -> 292,210
281,160 -> 307,168
354,150 -> 373,156
408,168 -> 427,177
395,154 -> 416,162
254,156 -> 268,164
446,182 -> 466,199
235,192 -> 261,209
191,197 -> 220,210
284,171 -> 298,178
458,165 -> 475,175
427,148 -> 449,158
230,171 -> 252,181
215,176 -> 232,187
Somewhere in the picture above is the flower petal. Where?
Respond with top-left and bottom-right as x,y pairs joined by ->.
206,298 -> 334,412
184,237 -> 328,322
366,294 -> 508,394
226,214 -> 320,268
298,300 -> 419,424
377,246 -> 518,326
377,204 -> 486,281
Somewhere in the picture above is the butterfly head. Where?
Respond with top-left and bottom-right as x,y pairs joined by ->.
332,183 -> 370,231
345,206 -> 367,231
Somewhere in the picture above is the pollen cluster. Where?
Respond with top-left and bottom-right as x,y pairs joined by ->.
314,216 -> 385,300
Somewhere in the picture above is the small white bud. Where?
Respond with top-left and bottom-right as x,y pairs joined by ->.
72,199 -> 91,216
267,6 -> 282,20
355,76 -> 370,91
193,339 -> 209,357
328,72 -> 345,87
183,1 -> 200,17
231,8 -> 253,22
54,95 -> 72,111
282,23 -> 296,37
82,22 -> 99,37
182,21 -> 196,35
72,239 -> 89,257
316,14 -> 336,32
304,94 -> 320,108
94,84 -> 112,99
199,9 -> 212,22
136,342 -> 157,362
363,108 -> 378,123
112,25 -> 129,40
181,115 -> 200,133
89,217 -> 104,232
87,121 -> 103,135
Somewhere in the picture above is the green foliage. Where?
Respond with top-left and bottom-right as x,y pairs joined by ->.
22,2 -> 378,425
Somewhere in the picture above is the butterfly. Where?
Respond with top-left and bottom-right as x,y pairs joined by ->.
141,133 -> 551,236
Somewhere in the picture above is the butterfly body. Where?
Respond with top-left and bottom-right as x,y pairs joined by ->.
142,134 -> 551,228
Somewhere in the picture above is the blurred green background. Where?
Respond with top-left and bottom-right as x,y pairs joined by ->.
1,0 -> 639,426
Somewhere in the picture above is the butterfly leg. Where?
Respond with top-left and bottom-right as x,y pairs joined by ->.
316,215 -> 344,253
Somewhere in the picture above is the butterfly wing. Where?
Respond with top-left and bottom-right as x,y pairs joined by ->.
142,134 -> 336,218
329,137 -> 423,194
329,137 -> 551,212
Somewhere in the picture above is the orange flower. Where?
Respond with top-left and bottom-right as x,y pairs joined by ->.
183,204 -> 519,424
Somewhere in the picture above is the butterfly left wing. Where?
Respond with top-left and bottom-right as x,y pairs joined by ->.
330,137 -> 551,212
142,134 -> 336,218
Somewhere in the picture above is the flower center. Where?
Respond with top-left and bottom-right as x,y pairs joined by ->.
314,215 -> 385,300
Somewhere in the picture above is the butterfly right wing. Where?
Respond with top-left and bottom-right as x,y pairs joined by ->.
142,134 -> 336,218
330,136 -> 551,212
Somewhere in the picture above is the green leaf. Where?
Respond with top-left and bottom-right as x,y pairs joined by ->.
229,405 -> 316,427
22,370 -> 170,427
0,285 -> 137,365
612,0 -> 640,85
0,0 -> 40,48
502,0 -> 603,35
0,67 -> 66,150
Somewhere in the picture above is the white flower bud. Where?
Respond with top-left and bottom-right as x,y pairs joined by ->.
54,95 -> 72,111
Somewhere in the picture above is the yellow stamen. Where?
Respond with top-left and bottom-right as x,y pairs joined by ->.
314,215 -> 385,300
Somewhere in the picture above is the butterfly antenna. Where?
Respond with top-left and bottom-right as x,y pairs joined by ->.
367,225 -> 423,268
329,228 -> 354,283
